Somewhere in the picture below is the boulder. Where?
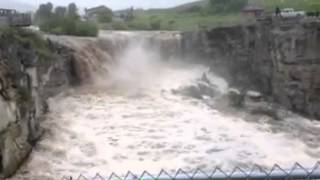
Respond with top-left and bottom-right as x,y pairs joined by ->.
172,74 -> 219,100
246,90 -> 262,102
227,88 -> 245,107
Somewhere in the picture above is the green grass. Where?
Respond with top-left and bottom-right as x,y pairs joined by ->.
249,0 -> 320,12
113,10 -> 255,31
108,0 -> 318,31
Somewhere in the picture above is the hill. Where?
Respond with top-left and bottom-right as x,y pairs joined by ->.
109,0 -> 318,31
111,0 -> 253,31
169,0 -> 209,12
249,0 -> 320,11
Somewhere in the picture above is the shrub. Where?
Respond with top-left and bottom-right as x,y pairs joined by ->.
209,0 -> 248,13
168,20 -> 176,29
39,17 -> 98,37
16,86 -> 31,103
98,14 -> 112,23
150,19 -> 162,30
127,21 -> 150,30
111,21 -> 129,30
97,9 -> 113,23
183,5 -> 202,13
75,21 -> 98,36
50,27 -> 64,35
0,28 -> 53,60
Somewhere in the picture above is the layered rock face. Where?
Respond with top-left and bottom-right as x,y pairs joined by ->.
182,18 -> 320,119
1,24 -> 318,177
0,30 -> 183,177
0,29 -> 75,177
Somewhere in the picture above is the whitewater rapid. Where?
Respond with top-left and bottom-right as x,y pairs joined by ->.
12,32 -> 320,179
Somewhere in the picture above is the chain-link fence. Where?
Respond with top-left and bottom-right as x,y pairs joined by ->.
62,162 -> 320,180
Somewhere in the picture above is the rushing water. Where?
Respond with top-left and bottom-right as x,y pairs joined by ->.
12,32 -> 320,179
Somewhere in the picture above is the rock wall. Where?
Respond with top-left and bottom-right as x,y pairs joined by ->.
182,18 -> 320,119
1,26 -> 318,176
0,29 -> 75,177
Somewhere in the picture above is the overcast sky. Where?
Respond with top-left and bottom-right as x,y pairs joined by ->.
9,0 -> 199,11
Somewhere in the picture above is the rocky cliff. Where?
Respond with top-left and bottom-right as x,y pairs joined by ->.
1,22 -> 319,177
182,18 -> 320,120
0,28 -> 75,177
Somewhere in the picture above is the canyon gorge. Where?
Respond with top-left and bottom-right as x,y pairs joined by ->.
0,18 -> 319,179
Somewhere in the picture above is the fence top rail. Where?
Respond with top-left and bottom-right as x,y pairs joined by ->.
61,162 -> 320,180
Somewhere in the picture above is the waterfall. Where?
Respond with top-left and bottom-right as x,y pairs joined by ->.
48,31 -> 183,85
11,31 -> 320,180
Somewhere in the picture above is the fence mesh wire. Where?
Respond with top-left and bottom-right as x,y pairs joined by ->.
62,162 -> 320,180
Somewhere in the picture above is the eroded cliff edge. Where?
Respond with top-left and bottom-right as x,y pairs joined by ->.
183,18 -> 320,120
0,28 -> 76,177
1,18 -> 320,177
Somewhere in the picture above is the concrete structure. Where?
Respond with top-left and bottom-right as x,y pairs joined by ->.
0,8 -> 31,27
113,7 -> 134,21
85,6 -> 112,22
242,5 -> 264,17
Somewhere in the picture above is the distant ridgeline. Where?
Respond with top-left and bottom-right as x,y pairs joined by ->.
0,9 -> 31,27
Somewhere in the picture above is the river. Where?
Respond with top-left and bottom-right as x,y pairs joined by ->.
12,32 -> 320,180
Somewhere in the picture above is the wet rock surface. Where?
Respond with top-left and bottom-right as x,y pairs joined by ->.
172,73 -> 220,99
0,29 -> 75,177
183,18 -> 320,120
1,22 -> 320,179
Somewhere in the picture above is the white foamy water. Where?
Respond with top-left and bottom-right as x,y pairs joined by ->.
12,33 -> 320,180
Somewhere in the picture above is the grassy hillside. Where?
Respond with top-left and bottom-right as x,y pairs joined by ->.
169,0 -> 209,12
172,0 -> 319,12
111,0 -> 254,31
130,10 -> 254,31
249,0 -> 320,11
109,0 -> 318,31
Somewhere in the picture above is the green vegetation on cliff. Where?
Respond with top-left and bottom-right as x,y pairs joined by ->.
0,28 -> 53,61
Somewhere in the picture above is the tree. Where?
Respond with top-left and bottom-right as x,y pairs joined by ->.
209,0 -> 248,13
124,7 -> 135,21
35,2 -> 53,23
229,0 -> 248,12
168,20 -> 175,29
150,18 -> 162,30
46,2 -> 53,13
54,6 -> 67,17
37,2 -> 98,37
68,3 -> 79,19
97,7 -> 113,23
